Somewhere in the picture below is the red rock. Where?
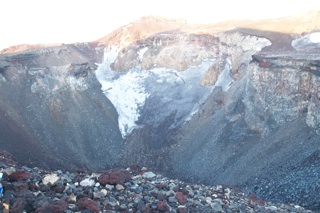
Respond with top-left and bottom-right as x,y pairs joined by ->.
98,168 -> 131,186
0,150 -> 16,166
155,183 -> 167,189
156,201 -> 169,212
9,170 -> 31,181
175,191 -> 187,204
77,198 -> 100,213
11,198 -> 26,213
35,205 -> 66,213
55,199 -> 68,210
259,61 -> 271,68
34,199 -> 68,213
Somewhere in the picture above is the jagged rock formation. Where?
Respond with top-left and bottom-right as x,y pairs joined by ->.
1,12 -> 320,210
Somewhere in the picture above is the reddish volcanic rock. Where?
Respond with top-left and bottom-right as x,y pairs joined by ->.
175,191 -> 187,204
34,198 -> 68,213
258,61 -> 272,68
77,198 -> 100,213
11,198 -> 26,213
155,183 -> 167,189
98,168 -> 131,186
157,201 -> 170,212
0,150 -> 16,166
9,170 -> 31,181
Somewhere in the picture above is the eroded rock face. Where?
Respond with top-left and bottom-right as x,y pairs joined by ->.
166,50 -> 320,210
0,44 -> 122,171
248,54 -> 320,134
111,33 -> 220,72
96,32 -> 270,139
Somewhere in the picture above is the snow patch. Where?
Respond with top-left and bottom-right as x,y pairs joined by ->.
138,47 -> 148,61
102,71 -> 150,137
309,32 -> 320,43
214,58 -> 234,92
96,47 -> 150,137
96,47 -> 233,138
292,32 -> 320,50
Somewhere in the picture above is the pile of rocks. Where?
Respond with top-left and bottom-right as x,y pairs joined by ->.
0,159 -> 314,213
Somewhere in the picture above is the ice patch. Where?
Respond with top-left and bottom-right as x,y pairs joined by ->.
102,46 -> 119,66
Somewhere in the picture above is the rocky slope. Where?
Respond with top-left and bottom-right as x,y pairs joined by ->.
0,150 -> 314,212
0,43 -> 122,170
1,12 -> 320,210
